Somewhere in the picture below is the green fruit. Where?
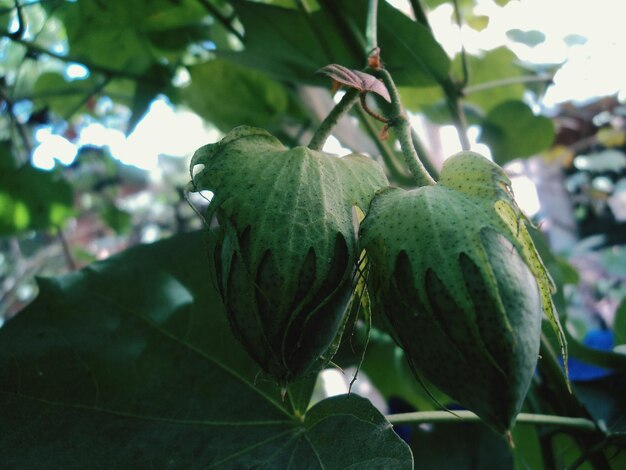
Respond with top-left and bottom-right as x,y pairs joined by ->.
190,126 -> 388,384
360,151 -> 565,433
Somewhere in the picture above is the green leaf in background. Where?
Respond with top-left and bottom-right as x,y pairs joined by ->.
183,59 -> 291,132
59,1 -> 155,75
56,0 -> 206,75
0,165 -> 73,236
614,299 -> 626,346
550,433 -> 594,470
506,29 -> 546,47
0,231 -> 412,468
32,72 -> 100,119
0,0 -> 13,31
99,202 -> 132,235
461,47 -> 529,112
0,140 -> 15,169
224,0 -> 450,87
467,14 -> 489,32
338,326 -> 449,412
479,100 -> 554,163
511,425 -> 543,470
127,65 -> 173,134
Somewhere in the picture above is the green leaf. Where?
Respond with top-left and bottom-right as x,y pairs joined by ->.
224,0 -> 450,87
0,140 -> 15,170
479,100 -> 555,163
183,59 -> 292,132
561,321 -> 626,373
59,1 -> 155,74
0,231 -> 412,467
56,0 -> 205,74
512,424 -> 543,470
614,299 -> 626,346
100,202 -> 132,235
461,47 -> 530,111
126,65 -> 172,134
0,165 -> 73,236
349,327 -> 449,411
506,29 -> 546,47
32,72 -> 100,119
467,14 -> 489,32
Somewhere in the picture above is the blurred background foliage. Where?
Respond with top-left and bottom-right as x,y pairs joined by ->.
1,0 -> 626,466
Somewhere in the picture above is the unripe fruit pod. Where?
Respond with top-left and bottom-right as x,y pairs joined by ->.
190,126 -> 388,384
360,151 -> 566,433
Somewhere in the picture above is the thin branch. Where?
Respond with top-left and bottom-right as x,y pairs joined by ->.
9,0 -> 25,39
196,0 -> 244,43
386,410 -> 598,433
57,227 -> 77,271
1,33 -> 149,81
408,0 -> 431,30
0,85 -> 31,162
449,95 -> 471,151
464,74 -> 554,95
452,0 -> 468,88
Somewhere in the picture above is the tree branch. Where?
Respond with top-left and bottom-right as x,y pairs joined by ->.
196,0 -> 244,43
1,33 -> 149,81
386,410 -> 598,432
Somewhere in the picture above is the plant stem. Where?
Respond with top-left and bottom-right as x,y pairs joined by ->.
58,227 -> 77,271
355,106 -> 414,186
449,94 -> 471,151
408,0 -> 431,30
308,88 -> 360,151
366,0 -> 378,52
386,410 -> 598,432
411,127 -> 440,180
374,69 -> 435,186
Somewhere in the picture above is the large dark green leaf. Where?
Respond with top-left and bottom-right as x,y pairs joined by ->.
0,231 -> 412,468
479,100 -> 554,163
223,0 -> 450,87
0,164 -> 73,236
